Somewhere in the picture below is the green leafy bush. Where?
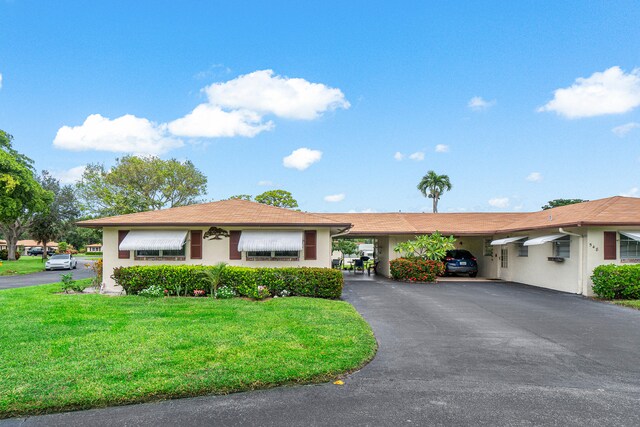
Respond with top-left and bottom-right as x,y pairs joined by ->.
393,231 -> 456,261
138,285 -> 165,298
60,273 -> 85,293
390,258 -> 445,282
112,265 -> 343,299
0,250 -> 20,261
591,264 -> 640,299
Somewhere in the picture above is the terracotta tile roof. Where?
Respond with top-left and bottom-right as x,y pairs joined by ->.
77,199 -> 352,228
16,240 -> 58,247
326,197 -> 640,235
323,212 -> 525,235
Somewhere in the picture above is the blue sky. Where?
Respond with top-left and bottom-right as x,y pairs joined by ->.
1,1 -> 640,214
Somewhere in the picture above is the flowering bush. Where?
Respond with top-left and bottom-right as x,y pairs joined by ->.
85,258 -> 103,289
138,285 -> 165,298
193,289 -> 206,297
390,258 -> 445,282
215,286 -> 236,299
252,285 -> 271,300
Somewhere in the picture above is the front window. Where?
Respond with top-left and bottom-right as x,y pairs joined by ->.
620,235 -> 640,260
517,243 -> 528,257
135,246 -> 186,260
246,250 -> 300,261
553,236 -> 570,258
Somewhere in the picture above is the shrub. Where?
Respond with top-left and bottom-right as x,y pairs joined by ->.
215,286 -> 236,299
390,258 -> 445,282
112,265 -> 343,299
60,273 -> 85,293
138,285 -> 165,298
591,264 -> 640,299
1,250 -> 21,261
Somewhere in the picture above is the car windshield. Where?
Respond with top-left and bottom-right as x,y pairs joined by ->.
50,255 -> 70,260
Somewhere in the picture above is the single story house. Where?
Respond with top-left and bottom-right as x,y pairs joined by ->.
85,243 -> 103,253
17,240 -> 58,254
78,196 -> 640,296
0,240 -> 6,251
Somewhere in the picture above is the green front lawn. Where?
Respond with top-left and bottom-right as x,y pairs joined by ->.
0,256 -> 46,276
612,300 -> 640,310
0,280 -> 377,418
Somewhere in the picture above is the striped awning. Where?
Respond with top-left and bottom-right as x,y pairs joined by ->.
119,230 -> 188,251
620,231 -> 640,242
490,236 -> 527,246
523,234 -> 566,246
237,231 -> 303,252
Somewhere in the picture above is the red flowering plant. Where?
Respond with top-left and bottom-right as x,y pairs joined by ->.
193,289 -> 206,297
391,231 -> 455,282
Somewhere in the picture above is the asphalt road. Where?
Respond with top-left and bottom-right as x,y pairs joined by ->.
3,276 -> 640,426
0,259 -> 96,290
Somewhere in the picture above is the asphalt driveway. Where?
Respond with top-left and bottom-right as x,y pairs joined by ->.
3,277 -> 640,426
0,260 -> 96,290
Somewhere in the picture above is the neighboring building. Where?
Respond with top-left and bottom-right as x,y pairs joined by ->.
0,240 -> 6,251
78,196 -> 640,296
85,243 -> 103,253
17,240 -> 58,254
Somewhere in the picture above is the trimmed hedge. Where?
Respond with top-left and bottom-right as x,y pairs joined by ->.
591,264 -> 640,299
390,258 -> 445,282
112,265 -> 343,299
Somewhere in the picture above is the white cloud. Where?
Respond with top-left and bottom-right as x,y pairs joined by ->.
53,114 -> 183,155
526,172 -> 543,182
488,197 -> 510,208
50,165 -> 86,184
435,144 -> 449,153
408,151 -> 424,161
538,66 -> 640,119
257,180 -> 274,186
468,96 -> 495,111
282,147 -> 322,170
393,151 -> 404,161
0,73 -> 3,90
168,104 -> 273,138
612,122 -> 640,137
621,187 -> 639,197
204,69 -> 350,120
324,193 -> 345,202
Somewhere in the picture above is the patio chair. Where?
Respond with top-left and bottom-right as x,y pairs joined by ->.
331,259 -> 343,269
367,261 -> 380,276
353,259 -> 365,274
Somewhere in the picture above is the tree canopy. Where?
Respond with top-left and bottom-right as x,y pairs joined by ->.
0,130 -> 52,259
417,171 -> 452,213
541,199 -> 589,210
332,239 -> 359,261
393,232 -> 456,261
29,171 -> 81,258
229,189 -> 300,209
77,156 -> 208,217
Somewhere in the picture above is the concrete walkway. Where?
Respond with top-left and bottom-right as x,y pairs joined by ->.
3,277 -> 640,426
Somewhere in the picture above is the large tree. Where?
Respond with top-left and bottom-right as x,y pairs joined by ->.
254,189 -> 299,209
77,156 -> 208,217
29,171 -> 80,259
417,171 -> 452,213
541,199 -> 589,210
0,130 -> 52,260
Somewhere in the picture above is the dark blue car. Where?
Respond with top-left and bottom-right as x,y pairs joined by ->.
443,250 -> 478,277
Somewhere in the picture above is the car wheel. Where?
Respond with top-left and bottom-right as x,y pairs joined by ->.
469,272 -> 478,278
73,264 -> 77,269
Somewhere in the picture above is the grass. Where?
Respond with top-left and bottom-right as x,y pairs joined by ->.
0,280 -> 377,418
612,300 -> 640,310
0,256 -> 46,276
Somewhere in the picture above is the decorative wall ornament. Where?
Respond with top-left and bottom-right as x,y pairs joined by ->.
204,227 -> 230,240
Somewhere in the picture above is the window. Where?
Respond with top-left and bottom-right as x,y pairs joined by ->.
553,236 -> 570,258
620,234 -> 640,260
500,248 -> 508,268
135,246 -> 186,260
517,243 -> 528,257
483,239 -> 493,256
246,250 -> 300,261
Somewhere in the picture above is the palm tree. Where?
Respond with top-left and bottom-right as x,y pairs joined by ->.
417,171 -> 452,213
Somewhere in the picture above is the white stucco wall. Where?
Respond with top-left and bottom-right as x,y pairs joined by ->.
102,227 -> 333,292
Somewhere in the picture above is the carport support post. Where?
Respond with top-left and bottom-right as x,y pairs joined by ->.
559,228 -> 584,295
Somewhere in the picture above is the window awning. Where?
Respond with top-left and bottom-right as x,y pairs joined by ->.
620,231 -> 640,242
523,234 -> 566,246
491,236 -> 527,246
238,231 -> 303,252
119,230 -> 188,251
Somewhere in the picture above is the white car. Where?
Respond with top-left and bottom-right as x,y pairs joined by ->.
45,254 -> 78,271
